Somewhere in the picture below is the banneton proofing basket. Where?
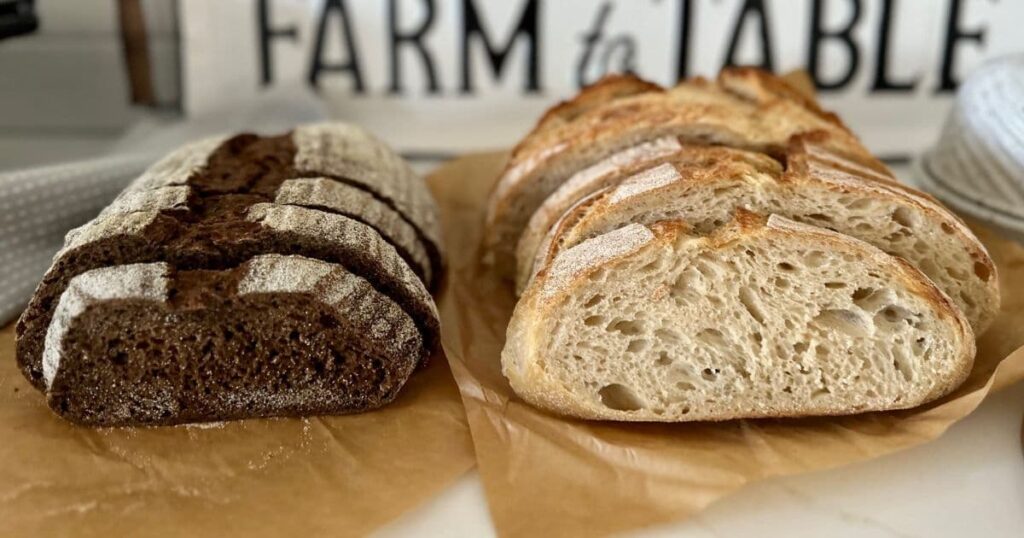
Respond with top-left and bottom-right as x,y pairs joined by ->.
916,54 -> 1024,242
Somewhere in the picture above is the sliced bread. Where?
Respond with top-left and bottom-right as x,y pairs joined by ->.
17,129 -> 440,399
503,214 -> 975,421
522,140 -> 999,333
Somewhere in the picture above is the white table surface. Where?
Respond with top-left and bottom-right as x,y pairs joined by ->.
2,145 -> 1021,538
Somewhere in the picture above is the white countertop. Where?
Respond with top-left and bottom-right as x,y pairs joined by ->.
381,382 -> 1024,538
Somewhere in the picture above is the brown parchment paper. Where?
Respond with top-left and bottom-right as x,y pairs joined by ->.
429,152 -> 1024,538
0,325 -> 474,536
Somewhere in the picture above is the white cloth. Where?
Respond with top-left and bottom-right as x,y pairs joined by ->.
0,84 -> 326,325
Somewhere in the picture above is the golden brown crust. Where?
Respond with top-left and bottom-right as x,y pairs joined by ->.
534,74 -> 663,130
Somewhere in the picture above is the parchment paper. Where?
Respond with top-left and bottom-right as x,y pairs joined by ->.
0,325 -> 474,536
430,152 -> 1024,538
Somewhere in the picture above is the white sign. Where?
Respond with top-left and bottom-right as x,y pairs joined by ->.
181,0 -> 1024,158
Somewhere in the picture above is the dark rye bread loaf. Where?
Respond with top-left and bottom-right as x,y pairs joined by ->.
45,255 -> 421,426
16,124 -> 442,424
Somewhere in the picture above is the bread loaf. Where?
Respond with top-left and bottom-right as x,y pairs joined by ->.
498,67 -> 994,422
503,214 -> 975,421
17,124 -> 442,425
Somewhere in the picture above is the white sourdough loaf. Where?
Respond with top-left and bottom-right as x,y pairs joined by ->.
503,214 -> 975,421
497,68 -> 994,422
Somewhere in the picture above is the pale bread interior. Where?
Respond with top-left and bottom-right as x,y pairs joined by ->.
504,217 -> 973,422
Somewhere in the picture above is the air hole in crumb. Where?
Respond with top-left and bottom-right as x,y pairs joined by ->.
946,265 -> 968,279
973,261 -> 991,281
941,222 -> 955,234
701,368 -> 720,381
849,198 -> 874,210
774,277 -> 790,289
811,387 -> 831,399
738,287 -> 767,325
893,349 -> 915,381
879,305 -> 911,324
806,213 -> 833,222
777,262 -> 796,272
698,328 -> 727,347
654,328 -> 680,343
583,294 -> 605,308
598,384 -> 644,411
825,281 -> 846,289
607,319 -> 644,335
793,342 -> 809,354
676,381 -> 696,391
959,291 -> 976,308
655,351 -> 672,366
584,315 -> 605,327
891,207 -> 917,228
814,309 -> 872,338
626,339 -> 649,353
804,250 -> 826,268
851,287 -> 873,301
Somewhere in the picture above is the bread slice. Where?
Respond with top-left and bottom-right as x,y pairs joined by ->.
43,254 -> 421,426
293,123 -> 444,281
503,214 -> 975,421
484,68 -> 883,276
16,132 -> 439,393
515,141 -> 781,290
522,140 -> 999,334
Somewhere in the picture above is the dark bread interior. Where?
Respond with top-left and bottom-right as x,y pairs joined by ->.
48,264 -> 420,426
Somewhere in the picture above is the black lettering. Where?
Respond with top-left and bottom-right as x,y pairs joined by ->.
871,0 -> 918,92
460,0 -> 541,93
937,0 -> 986,92
388,0 -> 440,94
675,0 -> 695,80
308,0 -> 365,93
257,0 -> 299,86
807,0 -> 861,90
576,3 -> 611,88
722,0 -> 775,71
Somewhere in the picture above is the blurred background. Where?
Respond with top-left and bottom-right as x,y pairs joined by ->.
1,0 -> 1022,170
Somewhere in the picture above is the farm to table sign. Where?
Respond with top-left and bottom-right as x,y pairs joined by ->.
181,0 -> 1024,158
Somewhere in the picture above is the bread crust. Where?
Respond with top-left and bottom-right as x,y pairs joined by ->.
504,214 -> 975,422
